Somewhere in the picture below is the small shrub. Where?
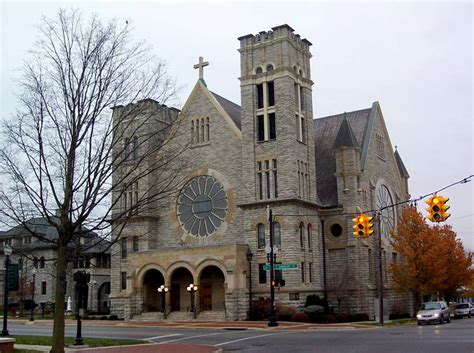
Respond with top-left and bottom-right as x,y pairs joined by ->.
348,313 -> 369,322
100,315 -> 108,320
336,313 -> 349,323
291,312 -> 310,322
276,303 -> 297,321
305,295 -> 329,312
108,314 -> 119,320
249,297 -> 271,321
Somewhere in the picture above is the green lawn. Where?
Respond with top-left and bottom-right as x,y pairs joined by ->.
13,335 -> 144,347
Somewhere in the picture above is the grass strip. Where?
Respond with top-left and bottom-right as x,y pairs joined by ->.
13,335 -> 144,347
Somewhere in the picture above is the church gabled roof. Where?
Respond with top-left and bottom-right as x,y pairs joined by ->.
210,92 -> 241,130
333,115 -> 359,148
394,149 -> 410,178
314,107 -> 371,206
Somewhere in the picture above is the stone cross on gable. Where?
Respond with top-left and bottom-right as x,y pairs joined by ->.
193,56 -> 209,80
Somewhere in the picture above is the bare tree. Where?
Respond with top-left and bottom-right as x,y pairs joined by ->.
0,9 -> 187,353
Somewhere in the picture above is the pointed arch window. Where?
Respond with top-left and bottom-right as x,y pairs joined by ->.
257,223 -> 265,250
307,224 -> 312,250
299,222 -> 305,249
273,222 -> 281,249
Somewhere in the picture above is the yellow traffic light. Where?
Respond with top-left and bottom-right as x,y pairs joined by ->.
426,195 -> 450,222
353,215 -> 365,237
438,196 -> 450,221
365,216 -> 374,237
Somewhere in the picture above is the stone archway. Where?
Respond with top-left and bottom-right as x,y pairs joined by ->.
169,267 -> 194,312
198,265 -> 225,311
97,282 -> 110,314
143,269 -> 165,312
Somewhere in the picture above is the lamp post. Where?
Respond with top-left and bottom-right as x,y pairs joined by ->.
186,284 -> 198,319
2,245 -> 13,336
157,285 -> 169,319
266,206 -> 278,327
29,267 -> 37,321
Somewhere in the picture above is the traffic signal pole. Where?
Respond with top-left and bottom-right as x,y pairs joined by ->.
267,207 -> 278,327
376,212 -> 384,326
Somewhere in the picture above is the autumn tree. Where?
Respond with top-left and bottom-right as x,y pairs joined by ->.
390,207 -> 473,310
0,9 -> 186,353
389,207 -> 438,309
433,225 -> 473,302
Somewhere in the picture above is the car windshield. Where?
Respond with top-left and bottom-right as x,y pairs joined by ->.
420,303 -> 441,310
456,304 -> 469,309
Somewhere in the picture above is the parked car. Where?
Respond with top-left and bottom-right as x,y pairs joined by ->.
416,301 -> 451,325
454,303 -> 472,319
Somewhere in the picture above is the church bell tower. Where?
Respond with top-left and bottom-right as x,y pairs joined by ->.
238,24 -> 317,204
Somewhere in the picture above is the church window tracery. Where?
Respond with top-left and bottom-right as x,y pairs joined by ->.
176,175 -> 228,237
273,222 -> 281,248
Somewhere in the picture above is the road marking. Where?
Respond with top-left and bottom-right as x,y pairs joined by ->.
145,333 -> 182,340
158,332 -> 227,344
214,331 -> 292,347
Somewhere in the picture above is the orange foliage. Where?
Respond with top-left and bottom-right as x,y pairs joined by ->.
389,207 -> 473,301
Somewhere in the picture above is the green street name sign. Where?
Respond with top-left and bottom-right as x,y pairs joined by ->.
263,263 -> 298,271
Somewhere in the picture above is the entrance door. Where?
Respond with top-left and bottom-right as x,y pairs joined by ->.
170,284 -> 180,311
200,284 -> 212,311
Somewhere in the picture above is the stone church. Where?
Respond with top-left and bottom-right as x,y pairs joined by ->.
109,24 -> 412,321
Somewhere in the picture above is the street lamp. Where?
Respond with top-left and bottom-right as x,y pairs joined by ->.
29,267 -> 37,321
2,244 -> 13,336
157,285 -> 169,319
186,284 -> 198,319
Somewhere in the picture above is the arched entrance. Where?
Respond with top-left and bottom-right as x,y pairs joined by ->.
97,282 -> 110,314
143,269 -> 165,312
169,267 -> 193,312
199,266 -> 225,311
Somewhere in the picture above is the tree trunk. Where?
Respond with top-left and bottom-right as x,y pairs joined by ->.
50,243 -> 68,353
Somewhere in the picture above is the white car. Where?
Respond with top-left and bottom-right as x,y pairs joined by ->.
454,303 -> 472,319
416,301 -> 451,325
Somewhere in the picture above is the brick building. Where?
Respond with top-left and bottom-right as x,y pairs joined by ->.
110,25 -> 412,321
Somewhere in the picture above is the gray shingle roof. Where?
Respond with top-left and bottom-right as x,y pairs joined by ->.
211,92 -> 241,130
314,108 -> 371,206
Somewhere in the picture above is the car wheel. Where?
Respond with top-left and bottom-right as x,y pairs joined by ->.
447,315 -> 451,323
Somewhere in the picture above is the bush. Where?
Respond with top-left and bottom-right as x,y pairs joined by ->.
389,312 -> 411,320
100,315 -> 108,320
291,312 -> 310,322
348,313 -> 369,322
336,313 -> 349,323
249,297 -> 271,321
276,303 -> 297,321
305,295 -> 329,313
108,314 -> 119,320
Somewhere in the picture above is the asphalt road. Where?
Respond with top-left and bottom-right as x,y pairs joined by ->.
7,318 -> 474,353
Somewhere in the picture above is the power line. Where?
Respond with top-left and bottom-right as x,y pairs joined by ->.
273,174 -> 473,218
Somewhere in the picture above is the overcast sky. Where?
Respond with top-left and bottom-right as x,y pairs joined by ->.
1,1 -> 473,250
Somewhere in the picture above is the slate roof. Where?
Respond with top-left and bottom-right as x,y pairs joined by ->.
394,149 -> 410,178
314,108 -> 372,206
0,216 -> 108,253
211,92 -> 241,130
334,115 -> 359,148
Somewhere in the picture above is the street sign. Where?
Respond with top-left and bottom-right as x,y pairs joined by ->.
7,263 -> 19,291
263,263 -> 298,271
